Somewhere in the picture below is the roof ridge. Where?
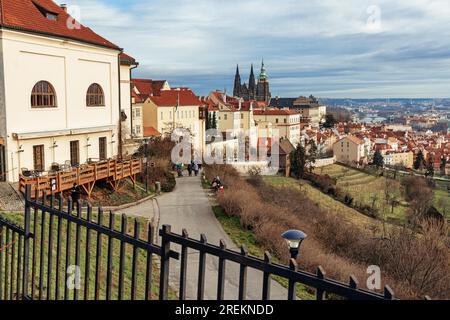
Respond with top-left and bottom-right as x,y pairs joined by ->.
0,0 -> 119,49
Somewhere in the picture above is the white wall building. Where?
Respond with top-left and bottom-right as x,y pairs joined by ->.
0,0 -> 133,182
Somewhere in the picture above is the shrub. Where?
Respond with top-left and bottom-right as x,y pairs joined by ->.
137,138 -> 178,193
161,171 -> 176,192
208,165 -> 450,299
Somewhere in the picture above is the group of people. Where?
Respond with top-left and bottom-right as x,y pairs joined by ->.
187,161 -> 200,177
175,161 -> 202,177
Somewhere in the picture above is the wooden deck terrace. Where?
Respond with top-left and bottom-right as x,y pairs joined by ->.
19,158 -> 143,198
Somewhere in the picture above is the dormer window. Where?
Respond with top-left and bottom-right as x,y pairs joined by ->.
33,1 -> 59,21
46,12 -> 58,21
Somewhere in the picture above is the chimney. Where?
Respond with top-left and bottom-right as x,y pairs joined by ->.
238,99 -> 242,111
60,4 -> 68,12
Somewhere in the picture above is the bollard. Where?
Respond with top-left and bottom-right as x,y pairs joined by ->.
155,181 -> 161,194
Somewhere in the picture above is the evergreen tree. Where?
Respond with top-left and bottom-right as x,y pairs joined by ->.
307,139 -> 318,171
291,140 -> 318,178
323,114 -> 337,129
440,157 -> 447,173
426,156 -> 435,177
212,112 -> 217,129
373,150 -> 384,168
206,112 -> 211,130
414,151 -> 425,171
291,144 -> 307,179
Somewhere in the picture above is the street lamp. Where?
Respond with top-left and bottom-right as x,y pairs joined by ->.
281,230 -> 307,260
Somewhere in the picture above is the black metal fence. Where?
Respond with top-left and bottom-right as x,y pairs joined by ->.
0,215 -> 28,300
0,185 -> 397,300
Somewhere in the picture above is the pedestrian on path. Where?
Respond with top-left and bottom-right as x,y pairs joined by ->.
187,163 -> 193,176
176,163 -> 183,177
193,162 -> 199,176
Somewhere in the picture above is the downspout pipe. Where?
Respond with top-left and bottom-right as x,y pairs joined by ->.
129,62 -> 139,138
117,53 -> 123,159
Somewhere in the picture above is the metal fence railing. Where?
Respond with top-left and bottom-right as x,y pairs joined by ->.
0,184 -> 400,301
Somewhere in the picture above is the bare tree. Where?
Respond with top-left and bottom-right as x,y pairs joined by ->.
402,176 -> 435,223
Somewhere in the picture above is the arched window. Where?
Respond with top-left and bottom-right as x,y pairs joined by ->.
86,83 -> 105,106
31,81 -> 57,108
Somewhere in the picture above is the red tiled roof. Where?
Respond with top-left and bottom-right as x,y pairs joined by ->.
132,79 -> 167,97
208,105 -> 220,111
120,52 -> 137,65
144,127 -> 161,138
149,89 -> 202,107
0,0 -> 119,49
344,135 -> 364,145
132,91 -> 148,104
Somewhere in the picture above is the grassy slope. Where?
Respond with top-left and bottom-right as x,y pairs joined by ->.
263,175 -> 381,230
320,164 -> 450,220
212,206 -> 315,300
0,210 -> 176,300
435,189 -> 450,218
317,165 -> 409,222
83,180 -> 153,207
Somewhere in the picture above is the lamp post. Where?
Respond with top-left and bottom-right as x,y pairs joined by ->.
281,230 -> 307,260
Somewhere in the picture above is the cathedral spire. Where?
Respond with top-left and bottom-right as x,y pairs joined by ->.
259,59 -> 268,81
233,64 -> 241,98
256,59 -> 271,103
249,63 -> 256,100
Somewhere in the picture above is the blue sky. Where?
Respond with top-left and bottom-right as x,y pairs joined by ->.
56,0 -> 450,98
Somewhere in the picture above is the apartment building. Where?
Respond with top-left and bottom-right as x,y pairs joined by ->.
131,79 -> 171,140
143,88 -> 204,153
384,151 -> 414,169
253,109 -> 301,146
333,136 -> 366,164
218,108 -> 241,136
292,96 -> 327,126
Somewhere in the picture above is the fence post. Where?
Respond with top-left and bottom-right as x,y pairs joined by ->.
262,252 -> 272,301
159,225 -> 171,300
384,285 -> 395,300
287,259 -> 297,301
316,266 -> 326,300
22,185 -> 32,299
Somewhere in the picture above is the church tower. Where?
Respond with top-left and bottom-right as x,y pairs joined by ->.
256,60 -> 271,103
248,64 -> 256,100
233,65 -> 242,98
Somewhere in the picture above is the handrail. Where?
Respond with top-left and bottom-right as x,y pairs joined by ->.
19,158 -> 143,196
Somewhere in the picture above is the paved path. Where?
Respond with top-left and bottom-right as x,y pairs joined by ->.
121,174 -> 287,300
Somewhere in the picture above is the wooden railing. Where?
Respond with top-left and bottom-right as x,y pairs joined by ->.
18,158 -> 143,197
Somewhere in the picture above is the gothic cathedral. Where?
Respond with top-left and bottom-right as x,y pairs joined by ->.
233,61 -> 271,103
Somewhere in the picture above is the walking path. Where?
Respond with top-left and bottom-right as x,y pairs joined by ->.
121,174 -> 287,300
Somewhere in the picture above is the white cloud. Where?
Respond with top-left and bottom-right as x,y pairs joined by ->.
55,0 -> 450,98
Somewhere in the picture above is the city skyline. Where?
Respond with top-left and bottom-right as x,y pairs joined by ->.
55,0 -> 450,98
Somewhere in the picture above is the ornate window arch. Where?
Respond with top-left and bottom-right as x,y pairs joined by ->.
86,83 -> 105,106
31,81 -> 57,108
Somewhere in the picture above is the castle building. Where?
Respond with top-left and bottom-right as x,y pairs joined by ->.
233,61 -> 271,103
